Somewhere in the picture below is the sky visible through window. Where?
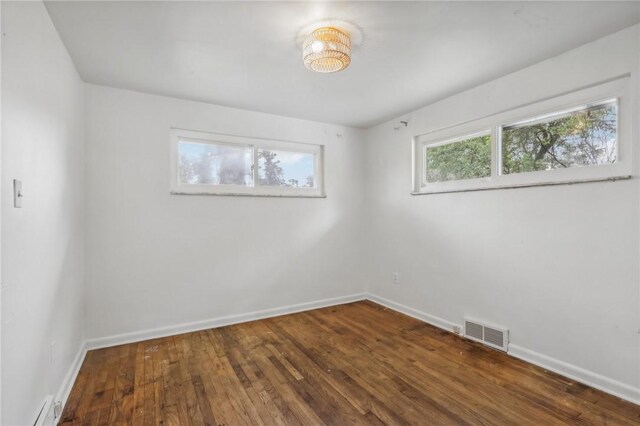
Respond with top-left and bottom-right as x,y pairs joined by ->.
178,140 -> 315,188
259,150 -> 315,187
178,141 -> 253,186
273,151 -> 314,182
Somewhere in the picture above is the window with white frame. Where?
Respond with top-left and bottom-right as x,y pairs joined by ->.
413,77 -> 631,194
500,101 -> 617,175
424,132 -> 492,183
171,129 -> 324,196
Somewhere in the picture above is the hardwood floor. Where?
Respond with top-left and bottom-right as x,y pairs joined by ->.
61,301 -> 639,425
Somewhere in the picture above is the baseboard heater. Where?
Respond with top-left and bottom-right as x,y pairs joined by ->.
33,395 -> 58,426
464,318 -> 509,351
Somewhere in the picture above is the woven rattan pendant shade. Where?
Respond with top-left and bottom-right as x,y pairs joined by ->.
303,27 -> 351,73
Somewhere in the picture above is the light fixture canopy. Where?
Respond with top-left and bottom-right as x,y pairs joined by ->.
303,27 -> 351,73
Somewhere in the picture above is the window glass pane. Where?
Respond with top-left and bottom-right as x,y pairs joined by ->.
258,149 -> 315,188
178,140 -> 253,186
425,134 -> 491,183
501,102 -> 617,175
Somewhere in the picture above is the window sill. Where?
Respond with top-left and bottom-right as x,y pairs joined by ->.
411,175 -> 632,195
170,191 -> 327,198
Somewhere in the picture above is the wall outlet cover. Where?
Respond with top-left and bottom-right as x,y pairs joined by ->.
13,179 -> 23,208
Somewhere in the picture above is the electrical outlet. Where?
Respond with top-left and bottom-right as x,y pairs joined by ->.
392,272 -> 400,285
13,179 -> 23,208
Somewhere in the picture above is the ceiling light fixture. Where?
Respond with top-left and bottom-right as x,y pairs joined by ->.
303,27 -> 351,73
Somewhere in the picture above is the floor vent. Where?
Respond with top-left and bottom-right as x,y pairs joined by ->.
464,318 -> 509,351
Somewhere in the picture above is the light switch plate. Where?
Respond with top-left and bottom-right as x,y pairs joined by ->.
13,179 -> 22,208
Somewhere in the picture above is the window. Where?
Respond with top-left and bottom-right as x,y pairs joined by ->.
179,140 -> 253,186
171,129 -> 324,196
413,77 -> 631,194
501,101 -> 617,175
425,133 -> 491,183
257,149 -> 316,188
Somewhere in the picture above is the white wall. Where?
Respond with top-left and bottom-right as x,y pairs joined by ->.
1,2 -> 85,425
365,25 -> 640,399
0,2 -> 4,421
1,4 -> 637,418
81,23 -> 639,403
84,84 -> 366,340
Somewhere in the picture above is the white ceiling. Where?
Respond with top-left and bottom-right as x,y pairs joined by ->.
45,1 -> 640,128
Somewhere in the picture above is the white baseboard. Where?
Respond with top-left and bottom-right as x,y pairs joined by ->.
85,293 -> 367,350
366,292 -> 639,405
366,293 -> 461,333
55,341 -> 87,419
57,293 -> 366,416
508,344 -> 640,405
58,291 -> 638,414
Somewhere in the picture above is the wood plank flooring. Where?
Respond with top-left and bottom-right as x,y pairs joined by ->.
60,301 -> 639,425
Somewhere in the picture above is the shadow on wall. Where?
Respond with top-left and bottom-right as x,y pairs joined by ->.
365,178 -> 638,388
87,195 -> 359,336
3,234 -> 83,423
